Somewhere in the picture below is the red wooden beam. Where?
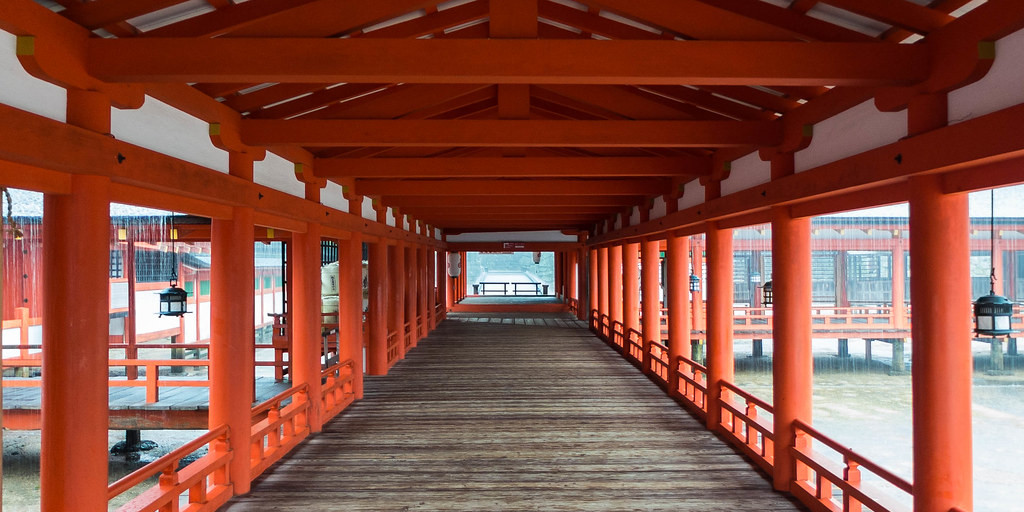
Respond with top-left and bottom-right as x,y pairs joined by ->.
355,178 -> 670,196
86,39 -> 929,86
239,119 -> 783,147
316,156 -> 710,178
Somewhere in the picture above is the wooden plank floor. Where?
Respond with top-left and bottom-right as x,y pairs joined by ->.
224,313 -> 805,512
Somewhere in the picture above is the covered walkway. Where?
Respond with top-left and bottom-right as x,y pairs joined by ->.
224,313 -> 802,511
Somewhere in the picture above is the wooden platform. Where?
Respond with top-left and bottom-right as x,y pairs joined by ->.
450,296 -> 569,313
2,377 -> 290,430
224,313 -> 804,511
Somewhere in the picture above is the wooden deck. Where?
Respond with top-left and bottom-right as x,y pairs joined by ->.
225,313 -> 804,511
3,377 -> 290,430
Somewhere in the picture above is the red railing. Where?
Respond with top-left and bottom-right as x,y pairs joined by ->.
2,359 -> 211,404
624,327 -> 644,366
108,425 -> 233,512
320,359 -> 356,423
249,384 -> 310,480
674,355 -> 708,420
792,419 -> 913,512
404,321 -> 413,350
649,340 -> 670,385
567,298 -> 579,316
719,380 -> 775,474
386,330 -> 399,365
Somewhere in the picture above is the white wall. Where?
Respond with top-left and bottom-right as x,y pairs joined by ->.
795,100 -> 907,173
0,30 -> 65,121
723,152 -> 770,196
950,26 -> 1024,124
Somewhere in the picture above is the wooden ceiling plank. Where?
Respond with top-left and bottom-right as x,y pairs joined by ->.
60,0 -> 189,31
819,0 -> 955,35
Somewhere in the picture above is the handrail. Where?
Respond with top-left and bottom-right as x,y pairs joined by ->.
320,359 -> 356,423
108,425 -> 229,499
250,383 -> 310,480
649,340 -> 670,385
674,355 -> 708,418
251,382 -> 308,419
718,380 -> 775,473
793,418 -> 913,494
108,424 -> 232,511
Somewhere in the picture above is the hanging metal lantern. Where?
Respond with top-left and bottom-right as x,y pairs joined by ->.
159,281 -> 189,317
158,213 -> 189,317
689,274 -> 700,293
762,280 -> 773,306
974,293 -> 1014,336
974,189 -> 1015,337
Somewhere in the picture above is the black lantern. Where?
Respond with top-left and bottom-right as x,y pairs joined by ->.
158,214 -> 189,317
159,283 -> 188,317
762,280 -> 773,306
689,274 -> 700,293
974,189 -> 1015,336
974,293 -> 1014,336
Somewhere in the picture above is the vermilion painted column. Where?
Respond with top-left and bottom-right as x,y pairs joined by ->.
389,242 -> 406,360
210,203 -> 255,493
640,239 -> 660,374
404,244 -> 418,348
667,234 -> 691,395
598,247 -> 609,324
609,244 -> 624,344
41,90 -> 111,512
340,234 -> 364,399
771,207 -> 813,490
367,239 -> 388,375
567,250 -> 578,313
623,242 -> 640,336
705,223 -> 735,431
423,246 -> 433,333
42,174 -> 110,512
292,223 -> 323,432
445,251 -> 455,309
909,174 -> 972,512
437,250 -> 447,319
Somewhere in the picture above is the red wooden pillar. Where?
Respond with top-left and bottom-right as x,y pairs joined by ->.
691,241 -> 705,333
910,174 -> 973,512
367,239 -> 388,375
891,239 -> 908,330
340,234 -> 364,399
423,245 -> 433,333
598,247 -> 609,324
403,244 -> 417,348
41,90 -> 111,512
390,242 -> 406,360
445,251 -> 455,309
42,177 -> 110,512
437,250 -> 447,318
210,202 -> 255,493
706,222 -> 734,430
609,244 -> 624,344
567,249 -> 578,313
771,206 -> 813,490
623,242 -> 640,336
666,234 -> 691,395
640,239 -> 660,374
292,222 -> 323,432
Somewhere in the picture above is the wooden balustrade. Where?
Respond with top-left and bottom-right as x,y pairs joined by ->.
649,340 -> 670,385
674,355 -> 708,420
386,331 -> 399,366
249,385 -> 311,480
718,380 -> 775,474
792,419 -> 913,512
2,359 -> 211,404
320,359 -> 356,423
108,425 -> 233,512
624,327 -> 644,367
